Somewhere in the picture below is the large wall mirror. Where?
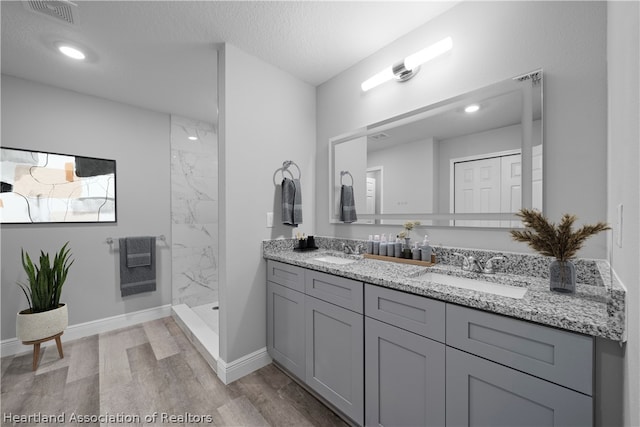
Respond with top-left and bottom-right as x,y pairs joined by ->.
330,70 -> 542,227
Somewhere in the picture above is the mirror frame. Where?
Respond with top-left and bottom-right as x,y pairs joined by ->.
329,70 -> 543,227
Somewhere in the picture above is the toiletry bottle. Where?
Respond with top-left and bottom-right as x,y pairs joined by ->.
367,235 -> 374,254
412,242 -> 421,260
373,235 -> 380,255
421,235 -> 433,262
386,233 -> 395,257
395,236 -> 403,258
379,234 -> 388,256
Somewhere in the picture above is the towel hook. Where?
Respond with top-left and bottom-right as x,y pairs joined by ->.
340,171 -> 354,186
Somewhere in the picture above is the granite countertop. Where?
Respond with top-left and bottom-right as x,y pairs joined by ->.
263,238 -> 626,342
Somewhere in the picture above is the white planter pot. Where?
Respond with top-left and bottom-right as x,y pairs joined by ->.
16,304 -> 68,342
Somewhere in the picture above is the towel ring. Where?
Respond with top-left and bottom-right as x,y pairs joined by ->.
282,160 -> 301,180
340,171 -> 354,186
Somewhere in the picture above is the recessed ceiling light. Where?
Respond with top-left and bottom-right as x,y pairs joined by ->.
58,45 -> 86,60
188,136 -> 198,141
464,104 -> 480,113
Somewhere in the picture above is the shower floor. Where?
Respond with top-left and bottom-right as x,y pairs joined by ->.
192,302 -> 219,334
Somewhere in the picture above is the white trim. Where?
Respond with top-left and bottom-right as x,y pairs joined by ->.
1,304 -> 171,357
171,304 -> 219,372
216,347 -> 272,385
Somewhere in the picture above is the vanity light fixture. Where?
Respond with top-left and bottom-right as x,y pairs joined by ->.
361,37 -> 453,92
464,104 -> 480,113
187,136 -> 198,141
57,44 -> 86,60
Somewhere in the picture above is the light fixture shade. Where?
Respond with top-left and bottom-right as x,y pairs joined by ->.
361,66 -> 394,92
361,37 -> 453,92
404,37 -> 453,71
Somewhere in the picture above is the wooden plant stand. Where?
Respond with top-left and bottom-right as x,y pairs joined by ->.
22,332 -> 64,371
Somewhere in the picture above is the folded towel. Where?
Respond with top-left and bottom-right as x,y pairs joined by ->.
126,236 -> 151,267
282,177 -> 303,226
340,185 -> 358,223
119,236 -> 156,297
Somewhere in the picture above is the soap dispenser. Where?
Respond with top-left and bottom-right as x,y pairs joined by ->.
386,233 -> 395,257
373,235 -> 380,255
412,242 -> 422,260
421,235 -> 433,263
366,235 -> 374,254
379,234 -> 388,256
394,236 -> 403,258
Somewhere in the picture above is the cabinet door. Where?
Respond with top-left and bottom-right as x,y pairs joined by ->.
446,347 -> 593,427
365,317 -> 445,427
267,281 -> 305,379
305,295 -> 364,425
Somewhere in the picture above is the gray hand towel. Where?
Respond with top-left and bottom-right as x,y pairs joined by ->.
119,236 -> 156,297
340,185 -> 358,223
126,236 -> 151,267
282,177 -> 303,226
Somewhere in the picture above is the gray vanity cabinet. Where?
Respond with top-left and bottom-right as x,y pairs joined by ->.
365,317 -> 445,427
305,295 -> 364,425
266,281 -> 305,379
266,260 -> 365,425
364,284 -> 447,427
446,304 -> 593,427
446,347 -> 593,427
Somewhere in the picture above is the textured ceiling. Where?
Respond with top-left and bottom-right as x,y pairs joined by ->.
1,1 -> 458,123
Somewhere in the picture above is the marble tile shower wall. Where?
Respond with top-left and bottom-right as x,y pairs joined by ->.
170,117 -> 219,307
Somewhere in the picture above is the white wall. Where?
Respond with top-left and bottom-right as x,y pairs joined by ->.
368,138 -> 436,214
316,1 -> 607,258
1,75 -> 172,340
607,2 -> 640,425
218,44 -> 316,363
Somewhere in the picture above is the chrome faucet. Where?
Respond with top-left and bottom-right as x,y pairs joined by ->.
342,243 -> 364,255
453,253 -> 506,274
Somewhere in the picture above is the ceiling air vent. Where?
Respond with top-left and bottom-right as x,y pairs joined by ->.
24,0 -> 78,25
369,132 -> 389,141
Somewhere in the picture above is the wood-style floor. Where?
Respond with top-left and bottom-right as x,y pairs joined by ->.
1,317 -> 348,427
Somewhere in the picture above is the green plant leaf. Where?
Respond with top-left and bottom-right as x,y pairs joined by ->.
17,242 -> 74,312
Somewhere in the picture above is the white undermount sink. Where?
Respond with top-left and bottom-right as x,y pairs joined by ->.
417,272 -> 527,299
312,255 -> 358,265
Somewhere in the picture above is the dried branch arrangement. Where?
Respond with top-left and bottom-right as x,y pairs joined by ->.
510,209 -> 610,261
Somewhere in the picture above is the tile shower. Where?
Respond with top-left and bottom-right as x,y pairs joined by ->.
170,115 -> 219,363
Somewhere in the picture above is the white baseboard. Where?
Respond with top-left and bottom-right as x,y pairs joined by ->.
1,304 -> 172,357
217,347 -> 272,385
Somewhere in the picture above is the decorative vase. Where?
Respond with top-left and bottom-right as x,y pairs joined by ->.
16,304 -> 68,342
404,237 -> 411,249
549,260 -> 576,293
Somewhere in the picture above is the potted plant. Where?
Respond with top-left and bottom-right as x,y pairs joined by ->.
16,242 -> 74,342
510,209 -> 609,293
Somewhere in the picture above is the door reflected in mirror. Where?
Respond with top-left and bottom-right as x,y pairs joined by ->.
329,70 -> 542,228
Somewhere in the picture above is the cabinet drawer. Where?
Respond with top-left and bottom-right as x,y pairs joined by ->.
365,284 -> 445,343
267,260 -> 305,292
446,304 -> 594,395
305,270 -> 363,313
446,347 -> 592,427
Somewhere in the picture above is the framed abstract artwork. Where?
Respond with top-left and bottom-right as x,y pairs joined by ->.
0,147 -> 116,223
